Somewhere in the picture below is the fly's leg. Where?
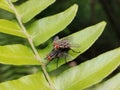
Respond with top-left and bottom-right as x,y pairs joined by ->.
65,54 -> 67,63
56,58 -> 59,68
62,52 -> 69,63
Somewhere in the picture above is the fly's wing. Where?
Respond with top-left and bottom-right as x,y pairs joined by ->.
66,37 -> 80,49
53,36 -> 60,49
53,36 -> 59,43
62,37 -> 80,49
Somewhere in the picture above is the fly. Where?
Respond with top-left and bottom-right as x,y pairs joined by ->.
46,36 -> 80,67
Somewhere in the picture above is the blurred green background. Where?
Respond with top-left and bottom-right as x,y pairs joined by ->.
0,0 -> 120,82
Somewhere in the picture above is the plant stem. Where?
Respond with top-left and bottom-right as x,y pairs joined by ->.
7,0 -> 56,89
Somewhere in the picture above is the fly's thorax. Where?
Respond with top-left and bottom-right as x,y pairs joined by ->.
54,39 -> 70,49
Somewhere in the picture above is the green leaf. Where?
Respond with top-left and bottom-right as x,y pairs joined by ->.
91,73 -> 120,90
47,21 -> 106,72
0,72 -> 51,90
16,0 -> 55,23
27,4 -> 78,46
0,0 -> 13,13
11,0 -> 18,2
0,33 -> 25,45
0,19 -> 26,38
0,44 -> 39,65
53,47 -> 120,90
